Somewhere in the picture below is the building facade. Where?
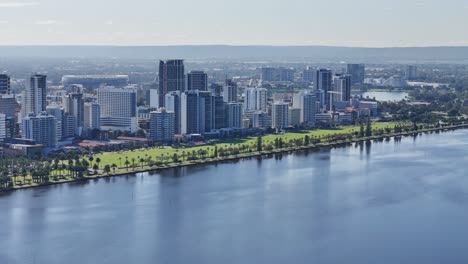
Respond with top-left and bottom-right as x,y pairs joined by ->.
187,71 -> 208,91
158,60 -> 185,107
149,108 -> 175,142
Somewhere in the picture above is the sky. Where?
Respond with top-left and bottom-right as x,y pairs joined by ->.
0,0 -> 467,47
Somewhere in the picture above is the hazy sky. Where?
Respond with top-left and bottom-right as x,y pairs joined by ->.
0,0 -> 467,47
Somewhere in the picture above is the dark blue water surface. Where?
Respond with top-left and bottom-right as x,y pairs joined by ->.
1,130 -> 468,264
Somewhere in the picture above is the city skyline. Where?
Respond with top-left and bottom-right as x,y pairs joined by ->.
0,0 -> 468,47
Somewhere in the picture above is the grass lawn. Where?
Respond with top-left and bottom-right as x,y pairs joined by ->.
92,122 -> 400,168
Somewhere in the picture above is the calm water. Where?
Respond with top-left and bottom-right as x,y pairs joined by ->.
353,91 -> 409,101
1,130 -> 468,264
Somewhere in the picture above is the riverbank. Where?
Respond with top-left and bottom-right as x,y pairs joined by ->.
2,123 -> 467,193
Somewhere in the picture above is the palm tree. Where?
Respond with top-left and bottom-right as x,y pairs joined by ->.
124,160 -> 130,171
111,163 -> 117,174
95,158 -> 101,170
104,165 -> 111,175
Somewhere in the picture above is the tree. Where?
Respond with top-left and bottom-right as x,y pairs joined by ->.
111,163 -> 117,173
257,136 -> 263,152
104,165 -> 111,175
213,146 -> 218,158
359,122 -> 365,137
95,158 -> 101,169
93,164 -> 99,174
366,119 -> 372,137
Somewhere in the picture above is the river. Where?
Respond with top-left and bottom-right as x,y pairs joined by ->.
1,130 -> 468,264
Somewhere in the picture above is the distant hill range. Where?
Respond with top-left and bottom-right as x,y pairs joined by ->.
1,45 -> 468,63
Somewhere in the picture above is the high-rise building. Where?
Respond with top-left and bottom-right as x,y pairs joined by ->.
22,74 -> 47,117
158,60 -> 185,107
149,108 -> 175,142
244,87 -> 268,112
214,95 -> 226,130
0,95 -> 20,119
46,105 -> 64,141
261,67 -> 276,82
272,102 -> 289,129
302,67 -> 315,83
222,79 -> 238,103
405,65 -> 418,80
346,64 -> 365,85
187,71 -> 208,91
180,90 -> 215,134
279,68 -> 295,82
226,103 -> 244,128
0,74 -> 10,95
181,91 -> 199,134
165,91 -> 182,134
288,108 -> 301,127
84,102 -> 101,130
261,67 -> 294,82
22,112 -> 57,148
333,74 -> 352,103
97,86 -> 138,132
315,69 -> 332,109
0,113 -> 6,141
251,111 -> 271,129
292,92 -> 317,126
198,91 -> 216,133
63,93 -> 84,136
62,114 -> 76,139
148,89 -> 160,108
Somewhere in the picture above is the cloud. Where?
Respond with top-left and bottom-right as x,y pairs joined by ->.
0,21 -> 9,24
104,20 -> 113,25
34,20 -> 57,25
0,2 -> 39,8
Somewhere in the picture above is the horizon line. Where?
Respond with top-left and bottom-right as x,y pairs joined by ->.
0,44 -> 468,49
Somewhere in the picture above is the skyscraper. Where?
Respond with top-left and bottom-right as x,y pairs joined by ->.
22,74 -> 47,117
214,95 -> 226,129
97,86 -> 138,132
244,87 -> 268,112
158,60 -> 185,107
293,91 -> 316,126
226,103 -> 244,129
149,108 -> 175,142
46,105 -> 64,141
180,90 -> 215,134
333,74 -> 352,102
222,79 -> 238,103
181,91 -> 199,134
84,102 -> 101,130
302,67 -> 315,83
272,102 -> 289,129
405,65 -> 418,80
315,69 -> 332,109
0,74 -> 10,95
346,64 -> 365,85
0,95 -> 20,119
63,93 -> 84,136
22,112 -> 57,148
165,91 -> 181,134
0,113 -> 6,141
187,71 -> 208,91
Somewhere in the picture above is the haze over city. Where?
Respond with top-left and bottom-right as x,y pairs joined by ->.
0,0 -> 468,46
2,1 -> 468,264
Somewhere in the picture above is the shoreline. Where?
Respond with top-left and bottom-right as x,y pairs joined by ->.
2,123 -> 467,193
